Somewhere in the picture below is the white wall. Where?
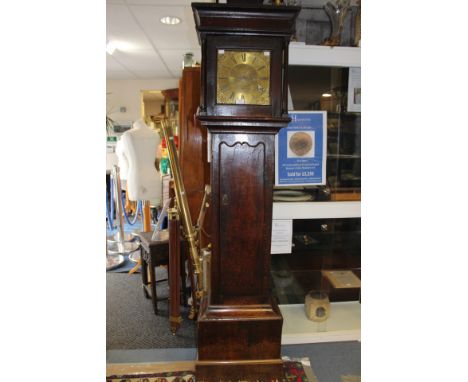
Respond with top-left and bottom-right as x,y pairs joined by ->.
143,100 -> 164,118
106,79 -> 179,124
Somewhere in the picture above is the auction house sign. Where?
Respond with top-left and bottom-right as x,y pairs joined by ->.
275,111 -> 327,186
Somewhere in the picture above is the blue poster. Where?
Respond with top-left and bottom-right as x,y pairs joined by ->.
275,111 -> 327,186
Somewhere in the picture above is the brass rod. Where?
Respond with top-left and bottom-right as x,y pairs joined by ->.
160,120 -> 204,299
196,184 -> 211,236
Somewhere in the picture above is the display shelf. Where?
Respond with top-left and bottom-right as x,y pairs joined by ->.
327,154 -> 361,159
273,201 -> 361,220
280,301 -> 361,344
289,42 -> 361,68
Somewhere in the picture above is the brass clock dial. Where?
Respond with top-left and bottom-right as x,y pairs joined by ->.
216,50 -> 271,105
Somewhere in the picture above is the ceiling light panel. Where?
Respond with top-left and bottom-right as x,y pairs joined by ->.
160,16 -> 181,25
130,5 -> 199,50
106,41 -> 117,55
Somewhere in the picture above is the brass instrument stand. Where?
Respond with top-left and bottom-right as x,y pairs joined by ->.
168,207 -> 182,334
160,120 -> 212,324
160,120 -> 205,316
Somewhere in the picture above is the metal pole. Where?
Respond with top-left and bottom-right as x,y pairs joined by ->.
107,166 -> 134,243
107,165 -> 139,255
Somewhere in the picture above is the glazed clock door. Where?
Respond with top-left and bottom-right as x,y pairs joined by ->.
204,36 -> 284,118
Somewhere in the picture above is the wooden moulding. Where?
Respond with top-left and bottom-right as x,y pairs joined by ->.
192,3 -> 300,37
196,360 -> 284,382
197,114 -> 291,131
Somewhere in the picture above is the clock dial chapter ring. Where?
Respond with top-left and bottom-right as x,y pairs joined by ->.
229,63 -> 258,103
216,50 -> 270,105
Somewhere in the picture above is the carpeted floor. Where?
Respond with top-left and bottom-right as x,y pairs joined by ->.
282,342 -> 361,382
106,259 -> 360,381
107,270 -> 360,382
106,270 -> 196,350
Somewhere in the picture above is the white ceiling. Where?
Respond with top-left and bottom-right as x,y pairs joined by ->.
106,0 -> 361,79
106,0 -> 213,80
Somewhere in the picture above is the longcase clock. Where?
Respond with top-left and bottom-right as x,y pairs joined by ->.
192,3 -> 300,381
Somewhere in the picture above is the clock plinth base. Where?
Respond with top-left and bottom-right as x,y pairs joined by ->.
196,299 -> 283,381
196,360 -> 284,382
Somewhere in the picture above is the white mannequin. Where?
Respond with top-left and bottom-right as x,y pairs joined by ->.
115,139 -> 129,189
121,119 -> 161,204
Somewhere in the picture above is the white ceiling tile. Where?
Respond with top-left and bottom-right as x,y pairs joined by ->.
112,49 -> 169,74
107,71 -> 137,80
129,5 -> 199,50
106,1 -> 209,79
107,4 -> 153,51
107,54 -> 126,71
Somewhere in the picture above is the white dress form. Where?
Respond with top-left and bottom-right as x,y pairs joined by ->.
121,119 -> 161,205
115,139 -> 129,190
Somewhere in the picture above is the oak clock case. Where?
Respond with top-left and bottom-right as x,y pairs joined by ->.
192,3 -> 300,382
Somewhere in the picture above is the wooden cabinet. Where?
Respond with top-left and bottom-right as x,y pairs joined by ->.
178,67 -> 210,245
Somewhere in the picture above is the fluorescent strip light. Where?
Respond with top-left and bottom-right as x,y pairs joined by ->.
106,41 -> 117,55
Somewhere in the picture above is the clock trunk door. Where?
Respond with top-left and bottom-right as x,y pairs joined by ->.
211,133 -> 275,304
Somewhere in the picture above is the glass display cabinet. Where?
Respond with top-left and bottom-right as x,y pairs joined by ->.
271,46 -> 361,312
288,65 -> 361,201
271,217 -> 360,304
